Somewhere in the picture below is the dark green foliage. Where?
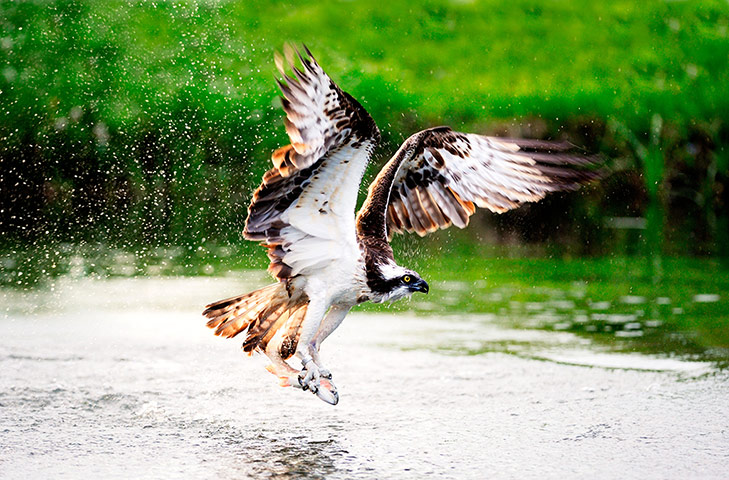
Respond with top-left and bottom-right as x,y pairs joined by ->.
1,0 -> 729,253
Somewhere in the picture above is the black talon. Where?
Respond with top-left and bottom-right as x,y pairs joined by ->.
298,375 -> 307,390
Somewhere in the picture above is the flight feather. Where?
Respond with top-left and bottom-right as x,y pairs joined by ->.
244,46 -> 380,281
357,126 -> 602,240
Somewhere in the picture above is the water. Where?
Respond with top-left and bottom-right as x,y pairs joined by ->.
1,275 -> 728,479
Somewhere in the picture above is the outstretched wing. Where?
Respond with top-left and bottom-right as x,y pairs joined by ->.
245,47 -> 380,280
356,126 -> 601,240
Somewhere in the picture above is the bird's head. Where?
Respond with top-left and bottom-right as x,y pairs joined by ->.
370,262 -> 429,303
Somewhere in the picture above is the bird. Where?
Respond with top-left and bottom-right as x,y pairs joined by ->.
203,46 -> 602,405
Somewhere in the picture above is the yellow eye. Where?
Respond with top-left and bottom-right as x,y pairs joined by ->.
403,275 -> 411,283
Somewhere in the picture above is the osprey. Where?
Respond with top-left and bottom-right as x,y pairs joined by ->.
204,47 -> 600,404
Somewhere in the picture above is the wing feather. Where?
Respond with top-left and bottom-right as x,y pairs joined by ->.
245,46 -> 379,280
357,126 -> 601,240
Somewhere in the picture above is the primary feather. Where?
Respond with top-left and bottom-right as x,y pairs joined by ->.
357,127 -> 602,240
244,47 -> 379,281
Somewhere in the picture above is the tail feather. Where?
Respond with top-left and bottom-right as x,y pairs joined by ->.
276,303 -> 308,359
203,282 -> 309,356
242,303 -> 289,353
256,302 -> 308,358
203,284 -> 283,338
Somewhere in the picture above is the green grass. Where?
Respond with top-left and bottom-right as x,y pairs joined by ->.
5,0 -> 729,131
2,0 -> 729,247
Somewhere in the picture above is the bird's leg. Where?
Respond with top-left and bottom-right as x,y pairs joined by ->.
310,305 -> 352,381
297,352 -> 320,388
308,349 -> 331,380
263,344 -> 301,388
294,349 -> 337,405
293,304 -> 352,403
290,293 -> 339,405
264,347 -> 325,392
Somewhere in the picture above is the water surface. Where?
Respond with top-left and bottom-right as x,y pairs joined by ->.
1,276 -> 728,479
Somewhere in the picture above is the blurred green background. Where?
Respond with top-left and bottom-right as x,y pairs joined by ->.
1,0 -> 729,359
2,0 -> 729,251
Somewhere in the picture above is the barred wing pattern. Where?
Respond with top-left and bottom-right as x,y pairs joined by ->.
357,126 -> 601,240
244,47 -> 379,280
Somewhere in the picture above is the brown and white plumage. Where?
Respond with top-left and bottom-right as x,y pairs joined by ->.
357,126 -> 601,240
243,46 -> 379,281
204,46 -> 603,404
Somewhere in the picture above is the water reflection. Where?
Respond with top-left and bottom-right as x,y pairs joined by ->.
2,247 -> 727,364
410,279 -> 729,364
195,424 -> 346,479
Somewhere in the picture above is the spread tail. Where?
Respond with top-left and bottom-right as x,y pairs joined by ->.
203,282 -> 309,358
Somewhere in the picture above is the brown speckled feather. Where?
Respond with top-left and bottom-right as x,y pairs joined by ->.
357,126 -> 602,240
244,46 -> 380,281
203,282 -> 310,358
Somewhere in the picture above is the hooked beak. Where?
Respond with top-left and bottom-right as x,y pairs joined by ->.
411,278 -> 429,294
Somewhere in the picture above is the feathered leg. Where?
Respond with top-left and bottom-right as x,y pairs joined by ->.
283,285 -> 340,404
310,305 -> 352,378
